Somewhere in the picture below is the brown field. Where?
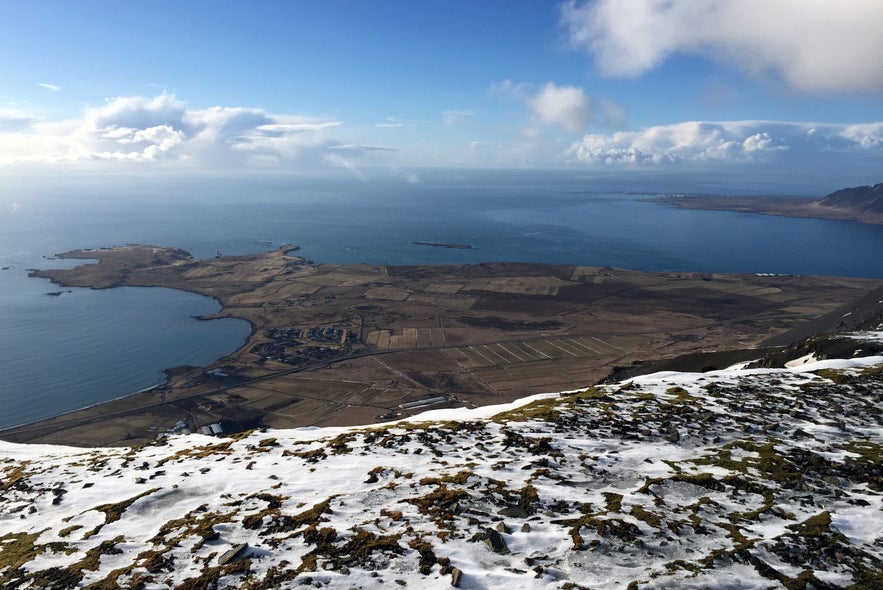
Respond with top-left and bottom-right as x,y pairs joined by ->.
650,195 -> 883,225
3,243 -> 880,447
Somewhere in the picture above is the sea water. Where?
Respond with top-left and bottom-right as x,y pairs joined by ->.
0,171 -> 880,429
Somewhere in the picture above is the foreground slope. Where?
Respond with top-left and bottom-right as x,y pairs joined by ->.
1,349 -> 882,589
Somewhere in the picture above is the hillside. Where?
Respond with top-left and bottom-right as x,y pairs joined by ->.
819,183 -> 883,214
1,334 -> 881,589
652,182 -> 883,224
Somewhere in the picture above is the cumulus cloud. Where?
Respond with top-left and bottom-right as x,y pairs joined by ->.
527,83 -> 591,132
0,93 -> 388,170
567,120 -> 882,165
560,0 -> 883,93
839,122 -> 883,148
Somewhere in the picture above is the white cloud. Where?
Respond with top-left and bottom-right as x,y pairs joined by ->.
0,93 -> 388,170
37,83 -> 61,92
560,0 -> 883,93
256,122 -> 342,134
327,144 -> 398,153
840,122 -> 883,149
376,116 -> 410,128
741,132 -> 785,153
526,83 -> 591,132
567,120 -> 882,165
488,79 -> 531,98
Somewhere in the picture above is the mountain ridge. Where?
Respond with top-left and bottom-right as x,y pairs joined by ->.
652,181 -> 883,224
819,182 -> 883,214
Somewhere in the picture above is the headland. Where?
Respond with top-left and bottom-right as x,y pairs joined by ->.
650,182 -> 883,225
2,244 -> 881,447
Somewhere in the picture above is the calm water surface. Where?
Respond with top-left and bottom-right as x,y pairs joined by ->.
0,173 -> 880,429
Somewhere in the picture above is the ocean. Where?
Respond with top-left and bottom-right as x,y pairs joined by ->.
1,170 -> 881,430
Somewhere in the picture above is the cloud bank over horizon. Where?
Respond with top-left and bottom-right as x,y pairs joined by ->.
567,120 -> 883,166
560,0 -> 883,94
0,93 -> 365,172
0,93 -> 880,178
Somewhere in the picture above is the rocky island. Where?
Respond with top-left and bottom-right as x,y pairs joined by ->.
412,241 -> 476,249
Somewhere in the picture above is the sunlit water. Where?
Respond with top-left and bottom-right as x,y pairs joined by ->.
0,172 -> 880,429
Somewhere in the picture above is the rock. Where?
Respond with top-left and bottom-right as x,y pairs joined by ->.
451,567 -> 463,587
485,528 -> 510,554
500,506 -> 531,518
495,521 -> 511,534
217,543 -> 249,566
521,523 -> 531,532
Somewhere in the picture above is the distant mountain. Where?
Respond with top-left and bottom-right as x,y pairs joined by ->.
652,182 -> 883,224
819,182 -> 883,213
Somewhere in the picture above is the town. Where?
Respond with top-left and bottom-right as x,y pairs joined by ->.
250,326 -> 358,366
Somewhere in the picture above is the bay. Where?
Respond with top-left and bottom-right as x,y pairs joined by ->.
0,171 -> 880,430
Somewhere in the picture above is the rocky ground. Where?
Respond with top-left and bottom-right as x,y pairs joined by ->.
1,336 -> 881,589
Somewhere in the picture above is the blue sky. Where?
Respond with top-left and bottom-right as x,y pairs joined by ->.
1,0 -> 881,182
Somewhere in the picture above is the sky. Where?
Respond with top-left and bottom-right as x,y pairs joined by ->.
1,0 -> 881,183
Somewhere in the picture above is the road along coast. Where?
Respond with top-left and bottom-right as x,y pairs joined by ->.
3,244 -> 880,447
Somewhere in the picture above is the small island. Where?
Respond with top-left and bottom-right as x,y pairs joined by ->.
412,241 -> 476,249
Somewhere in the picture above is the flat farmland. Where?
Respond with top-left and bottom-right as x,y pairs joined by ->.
9,244 -> 881,447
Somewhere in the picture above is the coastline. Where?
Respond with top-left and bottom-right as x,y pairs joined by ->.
3,243 -> 882,447
649,194 -> 883,225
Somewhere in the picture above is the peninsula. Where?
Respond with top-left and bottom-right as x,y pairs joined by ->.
651,182 -> 883,225
3,244 -> 881,447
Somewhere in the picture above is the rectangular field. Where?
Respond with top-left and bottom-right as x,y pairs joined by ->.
445,336 -> 623,369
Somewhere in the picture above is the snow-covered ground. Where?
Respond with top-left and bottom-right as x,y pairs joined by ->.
1,356 -> 881,589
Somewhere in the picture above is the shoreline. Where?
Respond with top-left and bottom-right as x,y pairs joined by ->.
4,243 -> 882,448
649,194 -> 883,225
